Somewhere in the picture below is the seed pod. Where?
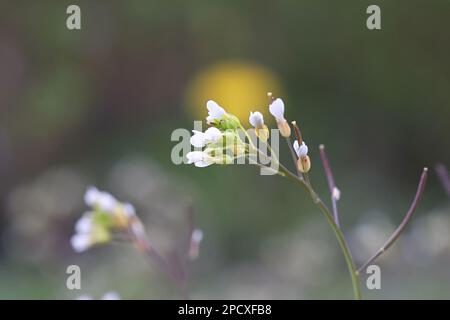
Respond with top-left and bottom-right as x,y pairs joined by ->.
256,125 -> 270,142
278,119 -> 291,137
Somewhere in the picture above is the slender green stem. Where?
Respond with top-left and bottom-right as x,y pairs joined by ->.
248,131 -> 361,298
278,165 -> 362,300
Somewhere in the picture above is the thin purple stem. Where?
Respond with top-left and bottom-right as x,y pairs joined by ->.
436,163 -> 450,198
319,144 -> 340,227
357,167 -> 428,273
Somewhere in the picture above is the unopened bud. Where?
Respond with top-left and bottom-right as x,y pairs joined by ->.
297,155 -> 311,173
332,187 -> 341,201
277,119 -> 291,137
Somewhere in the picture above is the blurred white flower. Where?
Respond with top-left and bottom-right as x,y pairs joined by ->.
75,213 -> 93,233
71,233 -> 91,253
269,97 -> 291,137
71,187 -> 139,252
84,186 -> 118,213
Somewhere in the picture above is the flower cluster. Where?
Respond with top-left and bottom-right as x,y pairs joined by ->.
293,139 -> 311,173
186,93 -> 310,173
70,187 -> 140,252
186,100 -> 245,167
71,187 -> 204,298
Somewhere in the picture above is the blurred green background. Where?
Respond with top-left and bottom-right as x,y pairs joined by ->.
0,0 -> 449,299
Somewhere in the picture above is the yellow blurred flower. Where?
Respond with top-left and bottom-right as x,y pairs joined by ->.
186,61 -> 283,122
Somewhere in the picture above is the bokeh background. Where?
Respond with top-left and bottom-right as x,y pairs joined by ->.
0,0 -> 449,299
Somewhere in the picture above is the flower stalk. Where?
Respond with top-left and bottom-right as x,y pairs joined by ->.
319,144 -> 341,227
278,162 -> 362,299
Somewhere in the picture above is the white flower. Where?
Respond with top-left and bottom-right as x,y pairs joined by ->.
75,214 -> 93,233
101,291 -> 121,300
84,186 -> 101,207
206,100 -> 226,123
249,111 -> 264,128
269,98 -> 286,122
190,127 -> 222,148
293,140 -> 308,157
186,151 -> 215,168
191,229 -> 204,243
97,193 -> 117,212
71,233 -> 91,252
84,187 -> 118,213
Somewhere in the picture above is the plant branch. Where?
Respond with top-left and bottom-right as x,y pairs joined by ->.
319,144 -> 340,227
357,167 -> 428,274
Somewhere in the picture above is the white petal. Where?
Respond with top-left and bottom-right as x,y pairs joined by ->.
269,98 -> 285,121
75,214 -> 93,233
249,111 -> 264,128
98,192 -> 118,212
191,229 -> 204,243
190,130 -> 206,148
206,100 -> 226,122
187,151 -> 205,164
84,186 -> 100,207
249,112 -> 256,127
293,140 -> 300,155
187,151 -> 214,167
84,187 -> 118,213
76,295 -> 93,300
71,233 -> 91,252
123,203 -> 136,217
101,291 -> 121,300
293,140 -> 308,157
204,127 -> 222,143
